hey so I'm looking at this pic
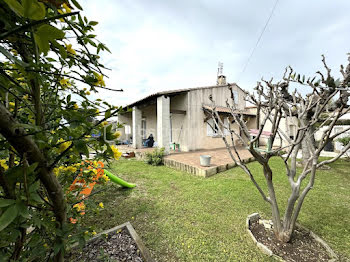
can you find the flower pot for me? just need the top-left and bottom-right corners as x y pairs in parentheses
(200, 155), (211, 167)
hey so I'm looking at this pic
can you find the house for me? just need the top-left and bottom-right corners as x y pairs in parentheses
(117, 75), (257, 152)
(315, 109), (350, 152)
(244, 106), (299, 148)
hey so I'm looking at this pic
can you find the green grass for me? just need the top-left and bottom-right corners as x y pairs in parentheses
(81, 157), (350, 261)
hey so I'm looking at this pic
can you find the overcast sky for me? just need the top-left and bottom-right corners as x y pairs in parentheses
(82, 0), (350, 107)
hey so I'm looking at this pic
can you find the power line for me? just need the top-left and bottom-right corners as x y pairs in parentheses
(238, 0), (280, 81)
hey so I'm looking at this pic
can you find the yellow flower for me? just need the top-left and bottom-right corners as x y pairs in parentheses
(73, 103), (79, 110)
(102, 121), (108, 126)
(73, 202), (85, 212)
(9, 102), (15, 107)
(60, 78), (70, 87)
(58, 4), (71, 22)
(98, 202), (104, 208)
(113, 131), (121, 139)
(53, 168), (59, 176)
(94, 72), (105, 87)
(58, 141), (72, 153)
(0, 160), (9, 171)
(11, 49), (18, 56)
(85, 135), (91, 138)
(84, 231), (89, 235)
(51, 130), (56, 134)
(62, 3), (72, 13)
(23, 94), (29, 100)
(14, 160), (19, 165)
(86, 91), (90, 95)
(66, 44), (76, 55)
(43, 243), (48, 248)
(92, 231), (97, 236)
(65, 166), (77, 173)
(102, 174), (110, 182)
(110, 145), (122, 160)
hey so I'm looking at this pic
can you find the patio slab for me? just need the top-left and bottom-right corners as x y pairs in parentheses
(164, 147), (254, 177)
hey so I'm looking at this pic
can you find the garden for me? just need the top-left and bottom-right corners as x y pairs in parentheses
(78, 157), (350, 261)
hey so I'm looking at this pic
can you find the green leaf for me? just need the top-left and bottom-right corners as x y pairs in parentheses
(53, 241), (63, 255)
(3, 0), (24, 17)
(0, 199), (15, 208)
(0, 205), (18, 231)
(75, 140), (89, 156)
(27, 162), (39, 176)
(71, 0), (83, 10)
(52, 40), (67, 59)
(89, 21), (98, 26)
(22, 0), (45, 20)
(16, 201), (30, 219)
(29, 192), (44, 204)
(34, 24), (65, 55)
(28, 181), (40, 193)
(105, 109), (111, 119)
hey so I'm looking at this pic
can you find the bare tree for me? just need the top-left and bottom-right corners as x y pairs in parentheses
(207, 55), (350, 242)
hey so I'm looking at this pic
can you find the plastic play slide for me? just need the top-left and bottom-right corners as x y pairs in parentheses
(68, 161), (135, 223)
(104, 169), (136, 188)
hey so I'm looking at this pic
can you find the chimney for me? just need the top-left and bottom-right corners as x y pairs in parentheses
(217, 75), (226, 85)
(216, 62), (226, 85)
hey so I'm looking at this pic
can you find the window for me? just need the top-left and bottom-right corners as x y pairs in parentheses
(141, 119), (146, 139)
(125, 125), (131, 135)
(207, 118), (219, 136)
(232, 91), (238, 104)
(289, 125), (296, 140)
(207, 117), (230, 136)
(224, 117), (230, 135)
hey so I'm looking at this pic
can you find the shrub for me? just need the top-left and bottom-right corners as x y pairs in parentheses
(337, 136), (350, 159)
(145, 148), (165, 166)
(337, 136), (350, 147)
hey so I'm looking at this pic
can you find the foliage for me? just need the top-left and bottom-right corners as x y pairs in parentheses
(0, 1), (123, 260)
(145, 148), (165, 166)
(337, 136), (350, 159)
(337, 136), (350, 147)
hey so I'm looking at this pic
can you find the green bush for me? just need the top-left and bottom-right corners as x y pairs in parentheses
(337, 136), (350, 147)
(145, 148), (165, 166)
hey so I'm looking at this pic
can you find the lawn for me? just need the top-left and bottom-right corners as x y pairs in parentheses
(81, 157), (350, 262)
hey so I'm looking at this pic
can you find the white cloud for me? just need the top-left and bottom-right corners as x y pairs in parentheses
(81, 0), (350, 106)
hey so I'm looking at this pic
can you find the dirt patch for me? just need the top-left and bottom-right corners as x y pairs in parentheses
(69, 227), (143, 262)
(250, 221), (331, 262)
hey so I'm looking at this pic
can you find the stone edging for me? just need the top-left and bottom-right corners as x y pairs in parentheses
(246, 213), (339, 262)
(72, 221), (154, 262)
(164, 156), (255, 177)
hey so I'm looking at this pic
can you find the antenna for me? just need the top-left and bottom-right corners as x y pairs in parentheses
(217, 62), (224, 85)
(217, 62), (223, 76)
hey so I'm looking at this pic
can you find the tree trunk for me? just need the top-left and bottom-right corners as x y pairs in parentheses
(0, 104), (66, 261)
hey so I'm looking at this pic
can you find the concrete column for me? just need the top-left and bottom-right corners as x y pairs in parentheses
(157, 95), (170, 152)
(132, 106), (142, 148)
